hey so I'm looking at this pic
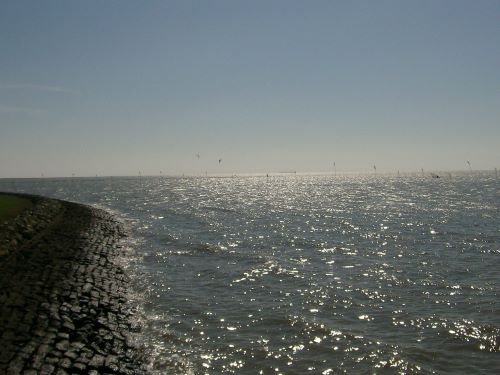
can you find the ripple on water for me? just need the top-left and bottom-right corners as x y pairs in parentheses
(3, 173), (499, 374)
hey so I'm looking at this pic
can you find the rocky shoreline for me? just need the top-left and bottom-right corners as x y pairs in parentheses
(0, 194), (148, 375)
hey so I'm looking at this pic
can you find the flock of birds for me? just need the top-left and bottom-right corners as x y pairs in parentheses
(191, 155), (478, 175)
(37, 157), (493, 179)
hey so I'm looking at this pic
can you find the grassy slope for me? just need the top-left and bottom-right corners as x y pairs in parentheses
(0, 194), (33, 221)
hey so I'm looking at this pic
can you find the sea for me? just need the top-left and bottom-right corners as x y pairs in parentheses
(1, 172), (499, 374)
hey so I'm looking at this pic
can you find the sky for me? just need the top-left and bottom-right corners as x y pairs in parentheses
(0, 0), (499, 177)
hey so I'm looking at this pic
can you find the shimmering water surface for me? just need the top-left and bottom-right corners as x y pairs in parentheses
(2, 174), (499, 374)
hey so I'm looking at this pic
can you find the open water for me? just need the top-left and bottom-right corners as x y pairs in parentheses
(1, 173), (499, 374)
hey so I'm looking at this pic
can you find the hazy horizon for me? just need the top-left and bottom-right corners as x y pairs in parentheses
(1, 169), (497, 180)
(1, 1), (499, 178)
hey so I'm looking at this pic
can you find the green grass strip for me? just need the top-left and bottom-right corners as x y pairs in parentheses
(0, 194), (33, 221)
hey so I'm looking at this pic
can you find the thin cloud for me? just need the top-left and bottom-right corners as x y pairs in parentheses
(0, 105), (45, 116)
(0, 105), (30, 114)
(0, 83), (80, 94)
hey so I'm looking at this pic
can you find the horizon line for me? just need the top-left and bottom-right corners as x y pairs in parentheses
(0, 168), (497, 180)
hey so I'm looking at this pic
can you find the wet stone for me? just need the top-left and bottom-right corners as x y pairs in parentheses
(55, 340), (69, 351)
(71, 362), (87, 372)
(45, 356), (60, 365)
(0, 349), (15, 364)
(89, 354), (106, 368)
(0, 197), (148, 375)
(57, 332), (69, 340)
(39, 363), (55, 375)
(20, 342), (37, 355)
(58, 357), (72, 369)
(61, 321), (75, 332)
(7, 358), (25, 375)
(63, 351), (78, 360)
(70, 341), (85, 350)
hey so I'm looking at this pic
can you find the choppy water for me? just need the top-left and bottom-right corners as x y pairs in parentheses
(2, 173), (499, 374)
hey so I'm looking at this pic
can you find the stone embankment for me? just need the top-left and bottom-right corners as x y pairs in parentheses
(0, 194), (148, 375)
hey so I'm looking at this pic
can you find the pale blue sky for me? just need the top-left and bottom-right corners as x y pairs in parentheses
(1, 0), (499, 177)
